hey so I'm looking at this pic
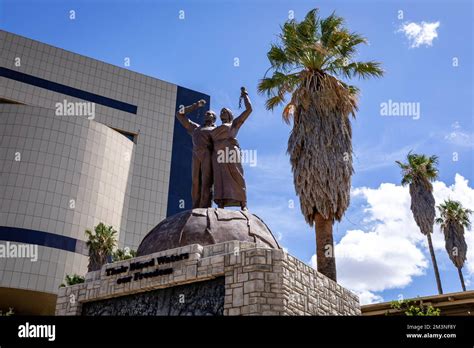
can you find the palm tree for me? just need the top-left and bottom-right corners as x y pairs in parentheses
(436, 199), (472, 291)
(112, 247), (137, 262)
(396, 153), (443, 294)
(59, 274), (85, 287)
(85, 223), (117, 272)
(258, 9), (383, 281)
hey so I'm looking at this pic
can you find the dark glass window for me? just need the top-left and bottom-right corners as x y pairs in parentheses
(123, 133), (135, 142)
(0, 226), (87, 255)
(110, 127), (136, 142)
(0, 67), (138, 114)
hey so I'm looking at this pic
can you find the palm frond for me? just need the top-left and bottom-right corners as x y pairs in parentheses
(339, 61), (384, 80)
(396, 152), (439, 187)
(267, 44), (292, 72)
(338, 32), (368, 57)
(282, 103), (296, 124)
(258, 72), (301, 117)
(320, 12), (345, 48)
(296, 8), (319, 44)
(264, 95), (285, 111)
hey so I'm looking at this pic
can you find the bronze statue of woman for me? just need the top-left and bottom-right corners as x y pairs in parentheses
(211, 87), (252, 210)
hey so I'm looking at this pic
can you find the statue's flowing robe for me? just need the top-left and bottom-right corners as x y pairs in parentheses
(211, 124), (246, 207)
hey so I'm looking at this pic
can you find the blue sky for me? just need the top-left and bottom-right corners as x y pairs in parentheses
(2, 0), (473, 304)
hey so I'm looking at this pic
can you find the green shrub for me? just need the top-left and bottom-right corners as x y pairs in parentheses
(390, 299), (441, 316)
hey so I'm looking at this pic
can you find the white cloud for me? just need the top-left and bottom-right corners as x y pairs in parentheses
(310, 174), (473, 304)
(251, 151), (473, 304)
(354, 290), (385, 305)
(398, 21), (440, 48)
(334, 230), (427, 305)
(466, 231), (474, 277)
(352, 183), (423, 243)
(444, 128), (474, 148)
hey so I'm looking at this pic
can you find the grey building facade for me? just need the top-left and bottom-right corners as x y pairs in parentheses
(0, 30), (208, 313)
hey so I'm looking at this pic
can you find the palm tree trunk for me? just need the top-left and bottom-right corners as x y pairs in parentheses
(426, 233), (443, 294)
(457, 267), (466, 291)
(315, 213), (337, 282)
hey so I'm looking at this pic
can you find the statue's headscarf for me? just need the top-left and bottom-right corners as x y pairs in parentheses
(220, 108), (234, 122)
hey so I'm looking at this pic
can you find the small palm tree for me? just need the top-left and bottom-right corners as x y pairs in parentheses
(436, 199), (472, 291)
(112, 247), (137, 262)
(59, 274), (85, 287)
(258, 8), (383, 281)
(85, 223), (117, 272)
(396, 153), (443, 294)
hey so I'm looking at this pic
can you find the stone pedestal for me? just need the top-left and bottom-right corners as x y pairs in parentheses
(55, 241), (360, 316)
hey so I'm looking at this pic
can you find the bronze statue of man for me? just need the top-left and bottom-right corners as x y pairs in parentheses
(175, 99), (217, 208)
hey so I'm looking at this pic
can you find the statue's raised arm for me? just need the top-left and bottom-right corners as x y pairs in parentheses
(231, 87), (252, 135)
(175, 99), (206, 134)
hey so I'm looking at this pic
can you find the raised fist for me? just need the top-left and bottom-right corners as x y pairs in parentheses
(197, 99), (206, 107)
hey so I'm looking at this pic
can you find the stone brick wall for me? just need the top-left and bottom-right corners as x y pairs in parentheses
(222, 248), (360, 316)
(55, 241), (360, 316)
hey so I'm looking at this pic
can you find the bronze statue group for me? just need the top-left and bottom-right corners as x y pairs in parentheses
(175, 88), (252, 211)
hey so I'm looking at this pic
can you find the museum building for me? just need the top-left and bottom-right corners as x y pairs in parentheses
(0, 30), (208, 314)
